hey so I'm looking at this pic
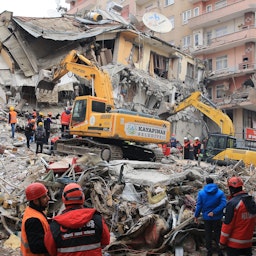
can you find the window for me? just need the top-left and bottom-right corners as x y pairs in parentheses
(92, 101), (106, 113)
(165, 0), (174, 6)
(186, 63), (194, 78)
(216, 55), (228, 70)
(215, 0), (227, 10)
(206, 5), (212, 12)
(194, 34), (199, 46)
(183, 35), (191, 48)
(151, 52), (169, 78)
(207, 59), (213, 71)
(215, 26), (227, 37)
(182, 10), (192, 24)
(169, 16), (174, 29)
(206, 31), (212, 45)
(194, 7), (199, 17)
(216, 84), (225, 98)
(72, 99), (87, 123)
(207, 87), (212, 99)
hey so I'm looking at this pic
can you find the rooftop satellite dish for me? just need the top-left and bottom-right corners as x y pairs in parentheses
(142, 12), (173, 33)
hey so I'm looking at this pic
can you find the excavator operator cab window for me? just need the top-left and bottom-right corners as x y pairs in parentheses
(92, 101), (106, 113)
(72, 99), (86, 123)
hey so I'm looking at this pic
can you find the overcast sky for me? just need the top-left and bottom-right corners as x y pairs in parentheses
(0, 0), (69, 17)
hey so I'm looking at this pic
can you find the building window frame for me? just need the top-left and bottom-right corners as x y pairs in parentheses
(182, 10), (192, 24)
(182, 35), (191, 48)
(216, 84), (225, 98)
(193, 7), (199, 17)
(206, 5), (212, 12)
(164, 0), (174, 7)
(216, 55), (228, 70)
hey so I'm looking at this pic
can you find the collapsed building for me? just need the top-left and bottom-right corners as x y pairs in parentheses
(0, 9), (209, 142)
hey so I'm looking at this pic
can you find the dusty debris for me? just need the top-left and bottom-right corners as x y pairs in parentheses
(0, 112), (255, 256)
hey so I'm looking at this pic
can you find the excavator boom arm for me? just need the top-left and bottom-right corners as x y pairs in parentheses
(174, 91), (235, 136)
(37, 50), (114, 108)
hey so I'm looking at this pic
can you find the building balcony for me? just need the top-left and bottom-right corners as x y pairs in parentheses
(189, 0), (256, 29)
(206, 62), (256, 81)
(193, 27), (256, 54)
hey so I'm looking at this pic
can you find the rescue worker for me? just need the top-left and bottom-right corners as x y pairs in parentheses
(8, 106), (17, 138)
(44, 112), (53, 144)
(183, 137), (190, 159)
(220, 176), (256, 256)
(35, 122), (46, 154)
(170, 134), (177, 148)
(36, 112), (44, 126)
(44, 183), (110, 256)
(60, 108), (71, 138)
(194, 177), (226, 256)
(193, 137), (201, 160)
(20, 182), (50, 256)
(25, 119), (36, 149)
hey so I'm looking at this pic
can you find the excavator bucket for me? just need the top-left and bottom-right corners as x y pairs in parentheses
(36, 69), (57, 91)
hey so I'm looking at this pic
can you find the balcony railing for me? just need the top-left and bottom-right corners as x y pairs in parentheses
(193, 27), (256, 54)
(189, 0), (255, 29)
(238, 62), (256, 70)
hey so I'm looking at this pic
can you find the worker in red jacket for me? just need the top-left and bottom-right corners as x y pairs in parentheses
(60, 108), (71, 137)
(44, 183), (110, 256)
(193, 137), (201, 160)
(220, 176), (256, 256)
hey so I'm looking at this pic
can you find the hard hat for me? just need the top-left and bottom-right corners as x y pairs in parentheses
(38, 122), (43, 126)
(62, 183), (85, 205)
(228, 176), (244, 188)
(184, 137), (188, 140)
(39, 112), (44, 116)
(25, 183), (48, 201)
(194, 137), (200, 141)
(171, 134), (175, 137)
(10, 106), (14, 111)
(30, 119), (35, 124)
(48, 112), (52, 116)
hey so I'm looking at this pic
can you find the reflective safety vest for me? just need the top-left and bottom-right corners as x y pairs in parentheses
(20, 207), (49, 256)
(9, 110), (17, 124)
(61, 112), (71, 126)
(51, 211), (103, 256)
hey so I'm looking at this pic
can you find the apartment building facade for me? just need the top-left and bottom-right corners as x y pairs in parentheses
(189, 0), (256, 143)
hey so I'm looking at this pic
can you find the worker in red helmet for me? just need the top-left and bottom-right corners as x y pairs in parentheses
(44, 183), (110, 256)
(21, 182), (50, 256)
(220, 176), (256, 256)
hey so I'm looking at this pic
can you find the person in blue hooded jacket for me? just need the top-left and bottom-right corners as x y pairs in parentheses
(194, 177), (226, 256)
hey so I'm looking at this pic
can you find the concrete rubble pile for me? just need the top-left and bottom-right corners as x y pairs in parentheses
(0, 113), (255, 256)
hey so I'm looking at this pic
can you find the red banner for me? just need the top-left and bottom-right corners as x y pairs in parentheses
(246, 127), (256, 141)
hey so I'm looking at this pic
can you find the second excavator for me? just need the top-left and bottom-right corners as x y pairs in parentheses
(167, 91), (256, 166)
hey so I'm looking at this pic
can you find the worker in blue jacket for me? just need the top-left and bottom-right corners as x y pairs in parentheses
(194, 177), (226, 256)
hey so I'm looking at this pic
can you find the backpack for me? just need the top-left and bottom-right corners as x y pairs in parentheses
(24, 123), (33, 136)
(36, 128), (45, 141)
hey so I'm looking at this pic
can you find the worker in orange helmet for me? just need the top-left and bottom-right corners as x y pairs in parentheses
(44, 183), (110, 256)
(8, 106), (17, 138)
(220, 176), (256, 256)
(20, 182), (50, 256)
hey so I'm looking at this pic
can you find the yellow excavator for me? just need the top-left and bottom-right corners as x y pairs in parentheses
(37, 50), (171, 161)
(170, 91), (256, 166)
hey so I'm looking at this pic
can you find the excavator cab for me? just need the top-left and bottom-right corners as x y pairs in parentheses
(204, 133), (237, 164)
